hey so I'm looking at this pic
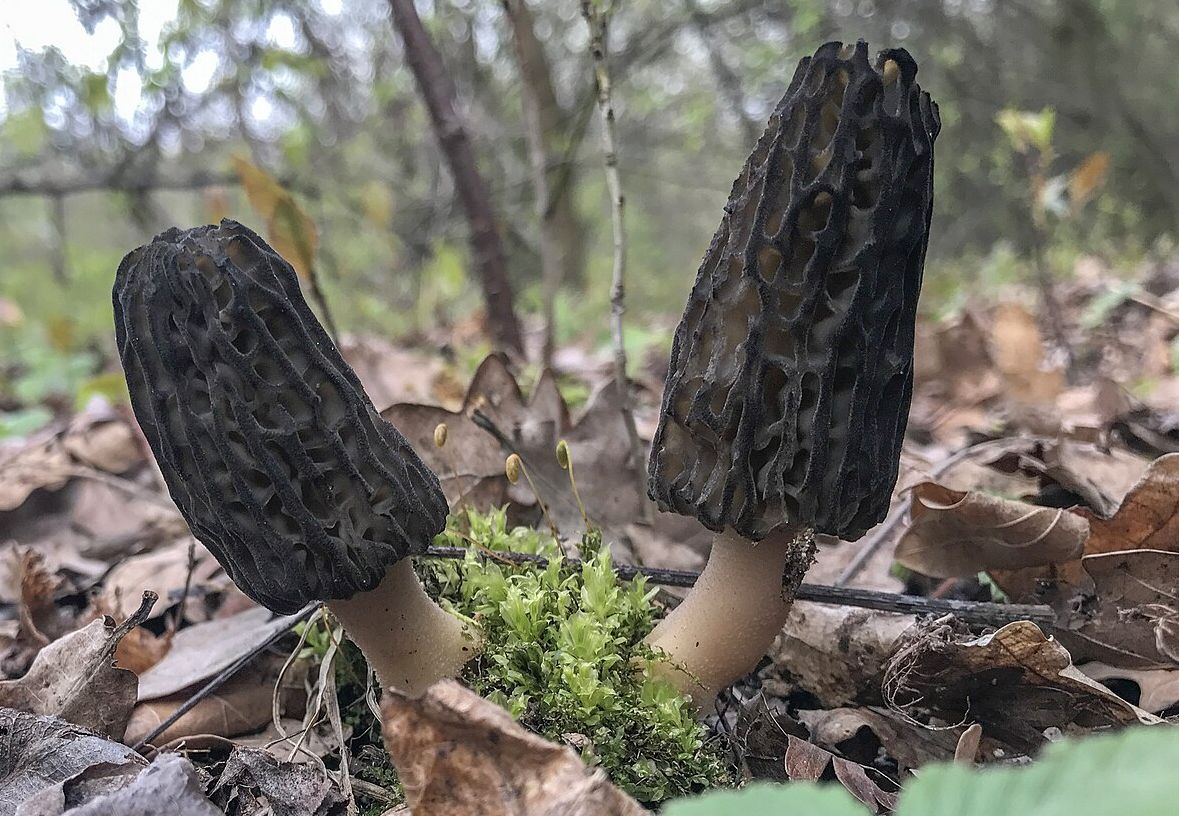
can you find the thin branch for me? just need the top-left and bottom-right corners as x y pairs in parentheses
(130, 604), (317, 751)
(422, 545), (1057, 629)
(581, 0), (650, 523)
(0, 171), (244, 198)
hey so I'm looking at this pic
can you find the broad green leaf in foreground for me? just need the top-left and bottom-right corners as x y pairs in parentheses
(664, 727), (1179, 816)
(663, 782), (865, 816)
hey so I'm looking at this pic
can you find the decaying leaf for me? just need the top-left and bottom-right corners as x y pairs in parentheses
(895, 482), (1089, 578)
(125, 659), (282, 747)
(990, 302), (1065, 408)
(1080, 662), (1179, 713)
(98, 538), (218, 622)
(882, 620), (1159, 754)
(208, 746), (348, 816)
(384, 355), (644, 543)
(381, 680), (647, 816)
(15, 752), (220, 816)
(783, 735), (898, 813)
(0, 598), (153, 740)
(0, 708), (145, 814)
(136, 606), (304, 701)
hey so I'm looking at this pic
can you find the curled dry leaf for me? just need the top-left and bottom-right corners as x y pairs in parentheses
(895, 482), (1089, 578)
(1080, 663), (1179, 713)
(882, 620), (1159, 754)
(991, 454), (1179, 667)
(0, 602), (152, 740)
(208, 746), (348, 816)
(381, 680), (647, 816)
(783, 735), (898, 813)
(384, 354), (644, 542)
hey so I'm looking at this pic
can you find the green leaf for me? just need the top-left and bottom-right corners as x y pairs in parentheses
(663, 782), (867, 816)
(663, 728), (1179, 816)
(901, 727), (1179, 816)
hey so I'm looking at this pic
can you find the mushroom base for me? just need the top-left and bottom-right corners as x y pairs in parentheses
(644, 526), (815, 710)
(328, 558), (479, 696)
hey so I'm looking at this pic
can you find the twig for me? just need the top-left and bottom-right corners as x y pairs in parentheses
(421, 546), (1056, 629)
(581, 0), (650, 524)
(0, 171), (246, 198)
(131, 603), (317, 752)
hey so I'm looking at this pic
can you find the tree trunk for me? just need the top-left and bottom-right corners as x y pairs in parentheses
(387, 0), (525, 357)
(501, 0), (587, 296)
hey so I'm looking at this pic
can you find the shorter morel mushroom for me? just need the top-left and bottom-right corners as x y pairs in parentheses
(646, 41), (939, 706)
(114, 219), (476, 695)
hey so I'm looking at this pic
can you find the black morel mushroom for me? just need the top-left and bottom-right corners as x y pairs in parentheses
(114, 219), (477, 695)
(645, 41), (939, 705)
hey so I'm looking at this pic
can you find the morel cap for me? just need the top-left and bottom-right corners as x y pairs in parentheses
(114, 219), (448, 613)
(648, 41), (939, 542)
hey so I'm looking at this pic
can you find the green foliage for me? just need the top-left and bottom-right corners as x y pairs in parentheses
(665, 727), (1179, 816)
(427, 508), (733, 803)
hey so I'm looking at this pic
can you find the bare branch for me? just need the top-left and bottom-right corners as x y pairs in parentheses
(580, 0), (650, 522)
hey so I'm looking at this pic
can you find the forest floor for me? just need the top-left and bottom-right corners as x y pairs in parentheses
(3, 254), (1179, 814)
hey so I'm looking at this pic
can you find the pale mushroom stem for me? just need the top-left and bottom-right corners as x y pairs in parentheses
(328, 558), (479, 696)
(644, 525), (815, 710)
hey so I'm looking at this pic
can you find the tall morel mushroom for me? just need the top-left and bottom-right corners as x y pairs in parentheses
(114, 219), (476, 695)
(646, 41), (939, 705)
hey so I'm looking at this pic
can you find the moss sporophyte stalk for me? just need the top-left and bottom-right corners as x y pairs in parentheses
(423, 508), (733, 802)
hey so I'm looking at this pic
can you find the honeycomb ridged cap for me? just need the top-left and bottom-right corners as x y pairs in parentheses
(113, 219), (448, 613)
(648, 41), (939, 542)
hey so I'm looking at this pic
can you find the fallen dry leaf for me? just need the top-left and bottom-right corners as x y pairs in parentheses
(0, 597), (153, 740)
(208, 746), (347, 816)
(98, 538), (218, 622)
(796, 706), (980, 772)
(15, 752), (220, 816)
(895, 482), (1089, 578)
(0, 708), (145, 814)
(136, 606), (302, 701)
(1079, 453), (1179, 555)
(882, 620), (1160, 754)
(990, 302), (1066, 407)
(1060, 549), (1179, 669)
(385, 355), (644, 547)
(783, 735), (898, 812)
(381, 680), (647, 816)
(1080, 662), (1179, 713)
(338, 335), (454, 411)
(126, 658), (282, 746)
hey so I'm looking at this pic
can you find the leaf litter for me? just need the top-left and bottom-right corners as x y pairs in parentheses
(4, 282), (1179, 812)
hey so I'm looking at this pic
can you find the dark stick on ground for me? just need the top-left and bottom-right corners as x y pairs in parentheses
(130, 603), (318, 752)
(423, 545), (1057, 630)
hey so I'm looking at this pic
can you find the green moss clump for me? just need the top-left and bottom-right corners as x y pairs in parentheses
(426, 508), (733, 803)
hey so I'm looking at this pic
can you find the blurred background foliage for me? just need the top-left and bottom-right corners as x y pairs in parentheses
(1, 0), (1177, 433)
